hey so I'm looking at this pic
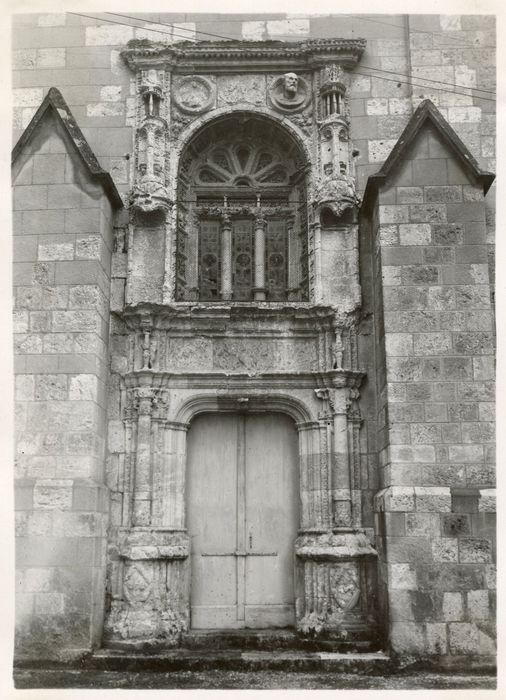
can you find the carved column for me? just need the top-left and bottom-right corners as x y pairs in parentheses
(221, 212), (233, 300)
(253, 215), (267, 301)
(295, 372), (377, 640)
(312, 220), (323, 303)
(133, 386), (156, 526)
(332, 391), (353, 529)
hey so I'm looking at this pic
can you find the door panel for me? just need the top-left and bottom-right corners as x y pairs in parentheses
(244, 414), (298, 627)
(187, 412), (299, 629)
(187, 414), (239, 628)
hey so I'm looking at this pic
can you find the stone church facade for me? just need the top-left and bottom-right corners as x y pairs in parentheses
(13, 13), (496, 668)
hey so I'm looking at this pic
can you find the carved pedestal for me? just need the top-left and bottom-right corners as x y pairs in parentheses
(106, 528), (189, 644)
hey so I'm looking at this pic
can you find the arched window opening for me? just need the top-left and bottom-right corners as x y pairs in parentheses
(176, 116), (309, 302)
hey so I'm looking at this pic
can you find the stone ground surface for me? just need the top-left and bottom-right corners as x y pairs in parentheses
(14, 669), (496, 689)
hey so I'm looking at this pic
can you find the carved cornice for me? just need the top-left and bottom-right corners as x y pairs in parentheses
(122, 38), (366, 72)
(119, 302), (339, 328)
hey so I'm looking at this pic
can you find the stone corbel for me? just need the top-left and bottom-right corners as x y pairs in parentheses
(313, 172), (358, 219)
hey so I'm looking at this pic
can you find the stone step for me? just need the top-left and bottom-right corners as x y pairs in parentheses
(180, 628), (381, 652)
(89, 648), (392, 673)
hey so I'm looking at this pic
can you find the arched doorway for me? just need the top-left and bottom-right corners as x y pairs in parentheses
(186, 411), (300, 629)
(175, 113), (309, 302)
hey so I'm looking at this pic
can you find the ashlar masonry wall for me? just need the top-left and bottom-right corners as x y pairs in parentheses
(368, 116), (495, 664)
(13, 105), (119, 656)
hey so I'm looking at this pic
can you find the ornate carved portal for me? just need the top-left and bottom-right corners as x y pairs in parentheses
(106, 37), (378, 647)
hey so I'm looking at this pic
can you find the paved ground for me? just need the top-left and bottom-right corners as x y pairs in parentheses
(14, 669), (497, 689)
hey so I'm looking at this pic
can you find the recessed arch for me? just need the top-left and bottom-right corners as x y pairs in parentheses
(174, 109), (311, 302)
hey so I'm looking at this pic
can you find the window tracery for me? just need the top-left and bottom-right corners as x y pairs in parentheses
(175, 121), (309, 302)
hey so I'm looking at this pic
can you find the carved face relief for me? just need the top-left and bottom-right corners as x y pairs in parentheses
(283, 72), (299, 97)
(268, 74), (311, 114)
(173, 76), (215, 115)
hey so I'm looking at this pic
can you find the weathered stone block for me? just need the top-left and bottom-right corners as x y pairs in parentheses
(366, 98), (388, 115)
(415, 487), (451, 512)
(426, 622), (448, 655)
(15, 375), (35, 401)
(409, 204), (447, 223)
(34, 591), (65, 615)
(390, 621), (426, 654)
(405, 512), (440, 537)
(378, 204), (409, 223)
(75, 235), (102, 260)
(414, 332), (452, 356)
(25, 567), (52, 593)
(86, 24), (134, 46)
(453, 332), (494, 356)
(478, 489), (496, 512)
(432, 538), (458, 562)
(52, 310), (99, 333)
(397, 187), (424, 204)
(379, 225), (399, 246)
(68, 374), (98, 401)
(390, 563), (417, 590)
(467, 590), (489, 621)
(459, 538), (492, 563)
(448, 445), (484, 462)
(399, 223), (431, 245)
(425, 186), (462, 203)
(401, 266), (439, 285)
(385, 333), (413, 356)
(443, 591), (464, 621)
(33, 480), (73, 510)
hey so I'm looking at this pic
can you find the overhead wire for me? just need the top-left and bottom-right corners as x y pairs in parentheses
(106, 12), (496, 48)
(68, 11), (495, 100)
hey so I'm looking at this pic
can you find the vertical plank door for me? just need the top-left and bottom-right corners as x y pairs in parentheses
(187, 413), (299, 629)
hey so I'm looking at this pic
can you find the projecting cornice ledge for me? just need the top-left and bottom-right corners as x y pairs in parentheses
(121, 37), (367, 71)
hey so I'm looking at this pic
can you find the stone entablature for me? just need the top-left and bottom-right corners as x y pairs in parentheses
(115, 303), (361, 375)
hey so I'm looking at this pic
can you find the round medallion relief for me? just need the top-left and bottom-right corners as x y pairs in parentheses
(268, 73), (311, 114)
(173, 76), (215, 115)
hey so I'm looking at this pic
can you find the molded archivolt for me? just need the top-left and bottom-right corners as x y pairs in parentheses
(174, 392), (314, 426)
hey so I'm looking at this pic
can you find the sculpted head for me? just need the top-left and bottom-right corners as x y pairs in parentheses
(283, 72), (299, 97)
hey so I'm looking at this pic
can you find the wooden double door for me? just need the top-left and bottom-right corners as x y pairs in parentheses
(187, 412), (299, 629)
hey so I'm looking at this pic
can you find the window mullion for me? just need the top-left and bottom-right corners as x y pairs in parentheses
(221, 212), (233, 301)
(253, 214), (267, 301)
